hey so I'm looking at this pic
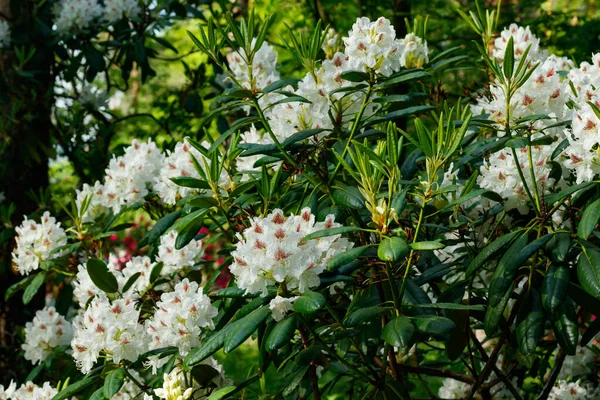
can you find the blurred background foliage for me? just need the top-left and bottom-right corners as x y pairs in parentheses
(1, 0), (600, 396)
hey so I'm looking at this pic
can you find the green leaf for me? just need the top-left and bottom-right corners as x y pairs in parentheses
(484, 284), (513, 336)
(578, 198), (600, 240)
(404, 302), (484, 311)
(383, 105), (436, 121)
(175, 209), (208, 250)
(327, 246), (369, 271)
(409, 241), (445, 251)
(282, 128), (326, 146)
(138, 210), (182, 248)
(382, 316), (414, 347)
(378, 237), (410, 262)
(169, 176), (210, 189)
(266, 315), (297, 350)
(551, 298), (578, 356)
(87, 259), (119, 293)
(577, 245), (600, 299)
(547, 232), (571, 263)
(503, 36), (515, 78)
(344, 306), (385, 327)
(516, 289), (545, 356)
(332, 186), (365, 209)
(262, 78), (300, 93)
(150, 262), (164, 283)
(122, 272), (141, 293)
(340, 70), (370, 82)
(206, 386), (237, 400)
(52, 376), (100, 400)
(384, 70), (431, 87)
(23, 272), (46, 305)
(184, 330), (227, 367)
(542, 264), (569, 313)
(103, 368), (126, 398)
(5, 274), (36, 301)
(293, 291), (325, 314)
(89, 388), (105, 400)
(224, 307), (270, 353)
(466, 231), (522, 278)
(411, 316), (456, 340)
(581, 316), (600, 347)
(303, 226), (360, 240)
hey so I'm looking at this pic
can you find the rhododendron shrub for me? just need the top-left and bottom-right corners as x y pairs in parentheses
(6, 5), (600, 400)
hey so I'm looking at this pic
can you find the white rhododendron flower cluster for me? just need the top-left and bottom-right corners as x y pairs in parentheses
(104, 0), (142, 23)
(0, 381), (58, 400)
(22, 307), (73, 365)
(233, 16), (427, 160)
(145, 279), (217, 369)
(548, 380), (600, 400)
(53, 0), (141, 33)
(0, 20), (10, 48)
(53, 0), (104, 33)
(71, 294), (147, 373)
(157, 230), (204, 275)
(11, 211), (67, 275)
(230, 208), (353, 295)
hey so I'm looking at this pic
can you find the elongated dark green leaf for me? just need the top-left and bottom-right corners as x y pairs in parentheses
(516, 289), (545, 356)
(465, 231), (521, 278)
(411, 316), (456, 340)
(282, 366), (309, 396)
(206, 386), (237, 400)
(578, 198), (600, 240)
(293, 291), (325, 314)
(89, 388), (105, 400)
(266, 315), (297, 350)
(282, 128), (326, 146)
(175, 209), (208, 250)
(382, 316), (414, 347)
(224, 307), (270, 353)
(5, 274), (36, 301)
(52, 376), (100, 400)
(138, 210), (182, 248)
(404, 302), (484, 311)
(384, 70), (431, 86)
(344, 306), (385, 326)
(542, 264), (569, 313)
(262, 78), (300, 93)
(169, 176), (210, 189)
(503, 37), (515, 78)
(332, 186), (365, 209)
(23, 272), (46, 305)
(211, 287), (248, 298)
(383, 105), (436, 121)
(378, 237), (410, 262)
(122, 272), (141, 293)
(184, 330), (227, 367)
(87, 259), (119, 293)
(327, 246), (369, 271)
(545, 182), (593, 205)
(484, 284), (513, 336)
(340, 70), (370, 82)
(103, 368), (126, 398)
(303, 226), (360, 240)
(577, 246), (600, 299)
(547, 232), (571, 263)
(551, 298), (578, 356)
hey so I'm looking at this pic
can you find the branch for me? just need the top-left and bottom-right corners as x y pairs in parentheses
(536, 349), (566, 400)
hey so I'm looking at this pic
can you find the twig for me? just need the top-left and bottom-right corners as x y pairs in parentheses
(536, 349), (566, 400)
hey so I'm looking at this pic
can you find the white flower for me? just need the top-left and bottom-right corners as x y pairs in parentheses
(22, 307), (73, 365)
(322, 28), (340, 59)
(269, 296), (298, 321)
(145, 279), (217, 362)
(0, 20), (10, 48)
(11, 211), (67, 275)
(437, 378), (470, 399)
(53, 0), (104, 34)
(0, 381), (58, 400)
(230, 208), (353, 295)
(559, 345), (596, 379)
(71, 294), (147, 373)
(343, 17), (399, 72)
(398, 33), (428, 69)
(548, 380), (591, 400)
(104, 0), (141, 23)
(157, 230), (204, 276)
(102, 138), (164, 213)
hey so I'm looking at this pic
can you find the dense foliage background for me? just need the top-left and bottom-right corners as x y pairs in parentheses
(3, 0), (600, 399)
